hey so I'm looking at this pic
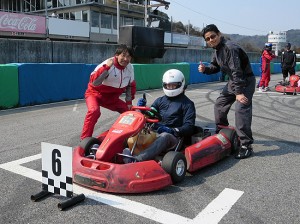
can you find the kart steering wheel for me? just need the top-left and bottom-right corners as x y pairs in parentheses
(131, 106), (162, 123)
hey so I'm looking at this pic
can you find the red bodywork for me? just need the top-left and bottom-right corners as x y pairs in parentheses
(275, 75), (300, 94)
(73, 109), (234, 193)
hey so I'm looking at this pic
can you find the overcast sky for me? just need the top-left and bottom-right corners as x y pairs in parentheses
(160, 0), (300, 36)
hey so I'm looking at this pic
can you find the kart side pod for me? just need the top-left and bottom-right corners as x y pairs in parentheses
(185, 133), (232, 172)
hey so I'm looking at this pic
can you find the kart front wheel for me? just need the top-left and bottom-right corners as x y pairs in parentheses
(219, 128), (239, 154)
(79, 137), (101, 157)
(162, 151), (187, 183)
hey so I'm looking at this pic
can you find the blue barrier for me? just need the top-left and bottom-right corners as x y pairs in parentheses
(18, 63), (95, 106)
(251, 63), (261, 76)
(189, 62), (221, 84)
(272, 63), (282, 74)
(3, 62), (288, 109)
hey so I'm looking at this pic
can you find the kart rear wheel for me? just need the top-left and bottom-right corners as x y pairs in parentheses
(79, 137), (101, 157)
(219, 128), (239, 154)
(162, 151), (187, 183)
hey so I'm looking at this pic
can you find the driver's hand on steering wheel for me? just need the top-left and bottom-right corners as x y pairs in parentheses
(137, 98), (147, 106)
(157, 125), (179, 137)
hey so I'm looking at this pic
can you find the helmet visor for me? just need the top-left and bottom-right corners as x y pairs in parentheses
(163, 82), (182, 90)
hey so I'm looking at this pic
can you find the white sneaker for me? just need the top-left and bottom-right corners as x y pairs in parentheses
(258, 87), (265, 92)
(265, 87), (270, 91)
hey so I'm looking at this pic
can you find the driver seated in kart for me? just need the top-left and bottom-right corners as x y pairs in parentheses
(123, 69), (196, 163)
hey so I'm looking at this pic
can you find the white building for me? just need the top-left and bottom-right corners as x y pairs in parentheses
(268, 31), (287, 55)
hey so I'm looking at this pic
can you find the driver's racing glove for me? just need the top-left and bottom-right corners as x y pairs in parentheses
(137, 98), (147, 106)
(157, 125), (179, 137)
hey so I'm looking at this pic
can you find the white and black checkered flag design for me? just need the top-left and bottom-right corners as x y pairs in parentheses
(41, 142), (73, 198)
(42, 170), (73, 197)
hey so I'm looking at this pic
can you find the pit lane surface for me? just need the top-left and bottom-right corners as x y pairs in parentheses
(1, 74), (299, 224)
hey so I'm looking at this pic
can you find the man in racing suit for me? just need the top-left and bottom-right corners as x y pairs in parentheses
(80, 45), (136, 140)
(123, 69), (196, 162)
(281, 43), (296, 83)
(258, 43), (276, 92)
(198, 24), (256, 159)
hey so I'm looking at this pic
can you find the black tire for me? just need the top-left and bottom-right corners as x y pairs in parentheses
(162, 151), (187, 183)
(219, 128), (239, 154)
(79, 137), (100, 157)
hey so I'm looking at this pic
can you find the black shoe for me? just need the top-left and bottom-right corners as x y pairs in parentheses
(235, 145), (253, 159)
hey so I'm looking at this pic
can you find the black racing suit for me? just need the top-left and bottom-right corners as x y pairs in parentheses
(203, 37), (256, 146)
(281, 50), (296, 81)
(135, 93), (196, 161)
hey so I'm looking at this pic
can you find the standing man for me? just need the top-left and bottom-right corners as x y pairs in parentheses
(281, 43), (296, 83)
(80, 44), (136, 140)
(258, 43), (276, 92)
(198, 24), (256, 159)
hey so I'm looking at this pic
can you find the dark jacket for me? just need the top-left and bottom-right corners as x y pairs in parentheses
(203, 37), (254, 95)
(281, 50), (296, 68)
(152, 93), (196, 137)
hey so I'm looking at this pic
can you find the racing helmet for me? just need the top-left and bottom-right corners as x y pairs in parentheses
(265, 43), (272, 51)
(286, 42), (291, 49)
(162, 69), (185, 97)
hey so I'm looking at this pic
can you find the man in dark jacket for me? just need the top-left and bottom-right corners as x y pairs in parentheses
(281, 43), (296, 83)
(198, 24), (256, 159)
(123, 69), (196, 162)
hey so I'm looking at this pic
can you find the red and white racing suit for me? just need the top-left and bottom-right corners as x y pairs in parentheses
(80, 57), (136, 140)
(259, 49), (276, 88)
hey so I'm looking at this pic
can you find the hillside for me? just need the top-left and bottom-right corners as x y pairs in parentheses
(168, 21), (300, 53)
(225, 29), (300, 53)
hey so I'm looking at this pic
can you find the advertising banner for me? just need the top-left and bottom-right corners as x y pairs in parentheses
(0, 12), (46, 34)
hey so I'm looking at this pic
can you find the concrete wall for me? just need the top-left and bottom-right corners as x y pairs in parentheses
(0, 38), (263, 64)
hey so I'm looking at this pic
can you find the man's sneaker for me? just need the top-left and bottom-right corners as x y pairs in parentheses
(235, 145), (253, 159)
(122, 148), (135, 164)
(265, 87), (270, 91)
(258, 87), (265, 92)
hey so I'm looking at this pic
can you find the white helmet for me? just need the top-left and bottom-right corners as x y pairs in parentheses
(162, 69), (185, 97)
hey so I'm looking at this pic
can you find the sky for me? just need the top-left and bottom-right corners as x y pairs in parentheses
(160, 0), (300, 36)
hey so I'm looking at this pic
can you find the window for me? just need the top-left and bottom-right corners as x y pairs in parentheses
(113, 15), (117, 30)
(82, 10), (89, 22)
(64, 12), (70, 19)
(101, 14), (112, 29)
(91, 11), (100, 27)
(133, 18), (143, 26)
(70, 11), (75, 20)
(75, 11), (81, 20)
(124, 17), (133, 26)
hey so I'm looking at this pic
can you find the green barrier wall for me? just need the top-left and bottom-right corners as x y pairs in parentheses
(296, 62), (300, 71)
(0, 64), (19, 109)
(133, 63), (190, 91)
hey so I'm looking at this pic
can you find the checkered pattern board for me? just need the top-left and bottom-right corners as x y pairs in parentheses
(41, 142), (73, 198)
(42, 170), (73, 198)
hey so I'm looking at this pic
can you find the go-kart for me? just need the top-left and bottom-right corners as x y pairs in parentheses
(73, 106), (239, 194)
(275, 74), (300, 95)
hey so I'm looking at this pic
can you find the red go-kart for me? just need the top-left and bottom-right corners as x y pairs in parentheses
(73, 106), (239, 194)
(275, 74), (300, 95)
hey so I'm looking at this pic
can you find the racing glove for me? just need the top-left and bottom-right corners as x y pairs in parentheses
(137, 98), (147, 106)
(157, 125), (179, 137)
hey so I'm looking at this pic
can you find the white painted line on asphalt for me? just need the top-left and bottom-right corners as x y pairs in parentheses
(73, 102), (78, 112)
(0, 154), (243, 224)
(192, 188), (244, 224)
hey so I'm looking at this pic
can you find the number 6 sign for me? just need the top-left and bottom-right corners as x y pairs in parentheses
(41, 142), (73, 198)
